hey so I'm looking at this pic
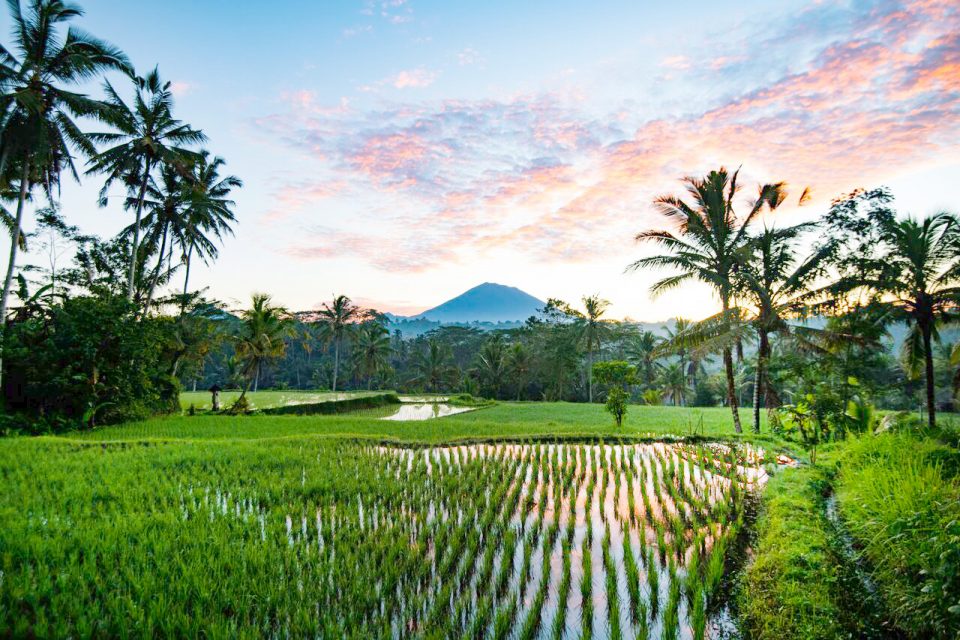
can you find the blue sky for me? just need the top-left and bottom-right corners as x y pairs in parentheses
(4, 0), (959, 319)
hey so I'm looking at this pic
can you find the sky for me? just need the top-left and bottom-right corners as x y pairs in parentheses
(3, 0), (959, 320)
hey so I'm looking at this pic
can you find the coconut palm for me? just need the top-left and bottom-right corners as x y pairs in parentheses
(128, 163), (186, 312)
(626, 329), (661, 389)
(736, 224), (831, 431)
(233, 294), (292, 405)
(662, 318), (692, 404)
(86, 68), (205, 301)
(317, 295), (361, 392)
(0, 0), (129, 361)
(178, 151), (240, 310)
(411, 339), (457, 393)
(507, 342), (532, 400)
(579, 294), (611, 402)
(629, 167), (791, 433)
(867, 212), (960, 428)
(354, 320), (392, 390)
(474, 334), (507, 398)
(659, 362), (687, 406)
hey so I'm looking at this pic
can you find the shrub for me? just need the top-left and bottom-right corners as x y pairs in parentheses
(2, 292), (180, 432)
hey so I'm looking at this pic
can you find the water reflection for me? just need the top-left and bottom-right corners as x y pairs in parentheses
(381, 403), (475, 421)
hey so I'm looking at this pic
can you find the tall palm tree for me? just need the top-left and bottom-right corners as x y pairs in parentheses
(411, 339), (457, 393)
(507, 342), (531, 400)
(0, 0), (129, 363)
(178, 151), (240, 309)
(868, 212), (960, 428)
(86, 68), (205, 301)
(629, 167), (790, 433)
(659, 362), (687, 406)
(737, 224), (830, 431)
(579, 294), (611, 402)
(129, 163), (186, 312)
(474, 334), (507, 399)
(234, 294), (292, 404)
(626, 329), (661, 389)
(663, 317), (692, 404)
(317, 295), (361, 392)
(354, 321), (392, 390)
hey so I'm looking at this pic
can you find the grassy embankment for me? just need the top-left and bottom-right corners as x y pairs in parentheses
(741, 427), (960, 639)
(64, 401), (781, 447)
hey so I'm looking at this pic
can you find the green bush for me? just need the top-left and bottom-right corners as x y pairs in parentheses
(2, 292), (180, 432)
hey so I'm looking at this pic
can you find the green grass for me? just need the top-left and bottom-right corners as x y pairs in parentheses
(178, 389), (384, 411)
(60, 402), (781, 447)
(833, 432), (960, 639)
(738, 465), (846, 639)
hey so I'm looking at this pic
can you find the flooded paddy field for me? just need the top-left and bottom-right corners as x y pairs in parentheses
(0, 435), (766, 637)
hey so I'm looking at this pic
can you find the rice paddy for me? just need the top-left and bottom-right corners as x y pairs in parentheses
(0, 435), (764, 638)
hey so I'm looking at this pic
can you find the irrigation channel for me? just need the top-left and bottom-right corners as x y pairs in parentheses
(187, 441), (767, 638)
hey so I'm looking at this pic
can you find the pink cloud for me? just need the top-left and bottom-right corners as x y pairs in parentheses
(391, 68), (438, 89)
(256, 0), (960, 275)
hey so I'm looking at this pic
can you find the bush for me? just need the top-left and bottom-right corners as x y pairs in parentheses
(2, 292), (180, 432)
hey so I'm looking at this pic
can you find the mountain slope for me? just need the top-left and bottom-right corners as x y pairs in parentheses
(416, 283), (545, 323)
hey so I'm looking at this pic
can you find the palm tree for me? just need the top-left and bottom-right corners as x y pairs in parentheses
(737, 224), (830, 431)
(663, 317), (692, 404)
(629, 167), (790, 433)
(507, 342), (532, 400)
(579, 294), (611, 402)
(86, 68), (205, 301)
(130, 163), (186, 312)
(178, 151), (240, 310)
(867, 212), (960, 428)
(474, 334), (507, 398)
(626, 329), (661, 389)
(0, 0), (129, 368)
(317, 295), (361, 392)
(233, 294), (292, 404)
(354, 321), (392, 390)
(412, 339), (457, 393)
(659, 362), (687, 406)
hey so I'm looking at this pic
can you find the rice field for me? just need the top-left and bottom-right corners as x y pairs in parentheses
(0, 435), (764, 638)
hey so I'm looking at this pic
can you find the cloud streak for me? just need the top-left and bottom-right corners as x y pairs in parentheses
(256, 0), (960, 275)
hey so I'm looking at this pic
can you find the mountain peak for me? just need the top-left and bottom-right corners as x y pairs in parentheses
(416, 283), (545, 323)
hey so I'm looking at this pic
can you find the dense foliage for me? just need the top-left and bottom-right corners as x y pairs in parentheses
(1, 286), (179, 431)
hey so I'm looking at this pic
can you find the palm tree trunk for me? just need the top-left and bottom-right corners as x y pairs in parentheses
(922, 323), (936, 428)
(142, 221), (170, 316)
(332, 338), (340, 392)
(0, 160), (31, 394)
(587, 348), (594, 403)
(752, 330), (768, 433)
(679, 352), (686, 406)
(127, 161), (152, 302)
(254, 362), (260, 393)
(180, 242), (194, 314)
(722, 298), (743, 433)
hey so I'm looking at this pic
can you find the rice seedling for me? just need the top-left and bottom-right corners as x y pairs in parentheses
(0, 439), (761, 638)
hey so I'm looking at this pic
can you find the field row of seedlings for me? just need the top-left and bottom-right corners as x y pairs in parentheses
(0, 438), (762, 638)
